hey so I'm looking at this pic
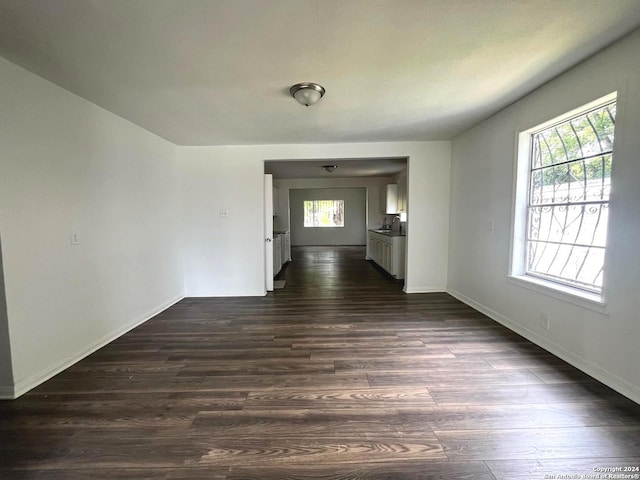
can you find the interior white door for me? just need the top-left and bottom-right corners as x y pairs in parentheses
(264, 173), (274, 292)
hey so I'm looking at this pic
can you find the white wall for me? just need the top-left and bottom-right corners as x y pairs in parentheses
(274, 176), (394, 233)
(179, 142), (451, 296)
(0, 58), (184, 397)
(179, 146), (266, 297)
(0, 235), (13, 396)
(289, 188), (367, 246)
(405, 144), (451, 293)
(448, 29), (640, 403)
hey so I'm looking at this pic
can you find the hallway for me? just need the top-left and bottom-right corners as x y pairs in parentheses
(275, 245), (404, 295)
(1, 247), (639, 479)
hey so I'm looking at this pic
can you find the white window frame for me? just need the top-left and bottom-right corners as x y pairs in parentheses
(508, 92), (617, 311)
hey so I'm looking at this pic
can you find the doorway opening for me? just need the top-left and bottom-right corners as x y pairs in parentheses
(264, 157), (408, 294)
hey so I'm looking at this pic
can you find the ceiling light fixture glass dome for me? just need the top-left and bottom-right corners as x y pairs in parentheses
(290, 82), (326, 106)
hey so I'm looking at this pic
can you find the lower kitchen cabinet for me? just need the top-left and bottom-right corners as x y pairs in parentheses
(368, 231), (406, 279)
(282, 232), (291, 263)
(273, 232), (290, 276)
(273, 234), (282, 276)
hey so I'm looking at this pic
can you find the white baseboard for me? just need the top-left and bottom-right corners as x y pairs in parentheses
(0, 385), (14, 399)
(447, 287), (640, 406)
(403, 286), (446, 294)
(186, 291), (266, 297)
(9, 294), (185, 400)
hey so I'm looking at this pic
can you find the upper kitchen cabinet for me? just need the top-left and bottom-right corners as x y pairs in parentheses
(272, 186), (279, 216)
(397, 170), (407, 213)
(382, 184), (398, 214)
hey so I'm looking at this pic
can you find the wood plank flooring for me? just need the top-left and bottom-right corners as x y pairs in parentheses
(1, 246), (639, 479)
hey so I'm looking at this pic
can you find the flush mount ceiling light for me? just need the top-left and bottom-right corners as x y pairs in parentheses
(323, 165), (337, 173)
(290, 82), (326, 106)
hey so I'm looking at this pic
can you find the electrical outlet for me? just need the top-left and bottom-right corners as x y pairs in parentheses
(220, 209), (229, 217)
(71, 233), (80, 245)
(540, 313), (550, 330)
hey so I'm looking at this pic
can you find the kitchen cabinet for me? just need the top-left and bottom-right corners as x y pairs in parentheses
(273, 231), (290, 276)
(368, 231), (406, 279)
(382, 184), (398, 214)
(397, 171), (407, 213)
(273, 234), (282, 276)
(282, 231), (291, 263)
(272, 186), (279, 216)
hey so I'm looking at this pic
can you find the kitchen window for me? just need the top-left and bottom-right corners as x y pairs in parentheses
(510, 93), (616, 302)
(304, 200), (344, 227)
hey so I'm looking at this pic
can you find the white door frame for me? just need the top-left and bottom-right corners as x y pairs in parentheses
(264, 174), (274, 292)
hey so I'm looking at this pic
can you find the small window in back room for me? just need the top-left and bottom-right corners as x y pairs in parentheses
(304, 200), (344, 227)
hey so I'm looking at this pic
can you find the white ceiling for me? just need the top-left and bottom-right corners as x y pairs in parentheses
(1, 0), (640, 147)
(265, 157), (407, 179)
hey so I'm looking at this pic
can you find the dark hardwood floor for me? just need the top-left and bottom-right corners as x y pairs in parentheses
(1, 246), (639, 479)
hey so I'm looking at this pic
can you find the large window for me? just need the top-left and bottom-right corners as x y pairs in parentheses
(303, 200), (344, 227)
(514, 94), (616, 298)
